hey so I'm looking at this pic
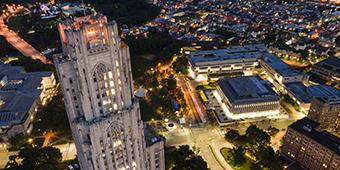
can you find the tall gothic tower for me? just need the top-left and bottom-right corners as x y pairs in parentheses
(54, 15), (147, 170)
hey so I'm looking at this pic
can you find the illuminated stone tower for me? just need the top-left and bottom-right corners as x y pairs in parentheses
(54, 15), (147, 170)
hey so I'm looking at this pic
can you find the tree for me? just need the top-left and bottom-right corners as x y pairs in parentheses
(224, 130), (241, 144)
(250, 163), (263, 170)
(254, 146), (283, 170)
(0, 36), (19, 57)
(229, 147), (246, 166)
(5, 155), (19, 170)
(9, 55), (52, 72)
(167, 77), (177, 91)
(171, 145), (209, 170)
(5, 144), (62, 170)
(172, 56), (189, 74)
(8, 133), (27, 151)
(245, 125), (270, 148)
(267, 126), (279, 136)
(32, 93), (71, 139)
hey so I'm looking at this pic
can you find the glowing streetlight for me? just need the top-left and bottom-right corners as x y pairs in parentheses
(27, 138), (33, 144)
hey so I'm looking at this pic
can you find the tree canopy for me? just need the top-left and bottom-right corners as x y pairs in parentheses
(167, 145), (209, 170)
(224, 125), (284, 169)
(5, 144), (62, 170)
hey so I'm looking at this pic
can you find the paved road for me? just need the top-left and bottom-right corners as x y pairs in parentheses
(176, 75), (207, 123)
(0, 8), (51, 64)
(164, 124), (233, 170)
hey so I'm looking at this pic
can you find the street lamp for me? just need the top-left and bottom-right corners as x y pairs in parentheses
(27, 138), (33, 144)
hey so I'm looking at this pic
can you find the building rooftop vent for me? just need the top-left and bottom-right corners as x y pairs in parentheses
(303, 124), (312, 132)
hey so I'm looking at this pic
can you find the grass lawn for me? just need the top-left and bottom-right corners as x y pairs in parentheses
(220, 148), (253, 170)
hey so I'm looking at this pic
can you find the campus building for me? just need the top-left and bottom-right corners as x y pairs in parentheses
(311, 57), (340, 87)
(187, 44), (266, 81)
(308, 96), (340, 136)
(214, 76), (280, 120)
(260, 53), (308, 89)
(54, 14), (164, 170)
(282, 117), (340, 170)
(0, 63), (56, 143)
(284, 83), (340, 112)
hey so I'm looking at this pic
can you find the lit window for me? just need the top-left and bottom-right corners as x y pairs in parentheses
(109, 81), (114, 87)
(103, 99), (111, 105)
(108, 71), (113, 79)
(111, 89), (115, 95)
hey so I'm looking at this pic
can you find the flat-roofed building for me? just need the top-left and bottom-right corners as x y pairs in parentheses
(285, 83), (340, 112)
(282, 117), (340, 170)
(214, 76), (280, 120)
(312, 57), (340, 87)
(0, 63), (56, 142)
(187, 44), (267, 81)
(260, 54), (308, 89)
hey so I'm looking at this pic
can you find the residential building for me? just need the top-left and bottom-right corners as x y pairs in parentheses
(311, 57), (340, 86)
(308, 96), (340, 136)
(54, 14), (164, 170)
(214, 76), (280, 120)
(187, 44), (266, 81)
(282, 117), (340, 170)
(0, 63), (56, 142)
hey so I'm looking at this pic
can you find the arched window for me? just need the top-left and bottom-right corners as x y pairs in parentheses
(106, 122), (129, 167)
(94, 63), (108, 81)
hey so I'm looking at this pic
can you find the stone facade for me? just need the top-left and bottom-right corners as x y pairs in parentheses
(54, 15), (164, 170)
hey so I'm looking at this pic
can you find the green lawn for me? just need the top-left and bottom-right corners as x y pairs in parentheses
(220, 148), (253, 170)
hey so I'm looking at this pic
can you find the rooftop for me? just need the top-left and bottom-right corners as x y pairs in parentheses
(188, 44), (266, 66)
(0, 64), (52, 127)
(285, 82), (340, 103)
(217, 76), (279, 103)
(0, 91), (36, 126)
(144, 124), (163, 147)
(261, 53), (305, 77)
(289, 117), (340, 156)
(314, 57), (340, 74)
(60, 14), (110, 31)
